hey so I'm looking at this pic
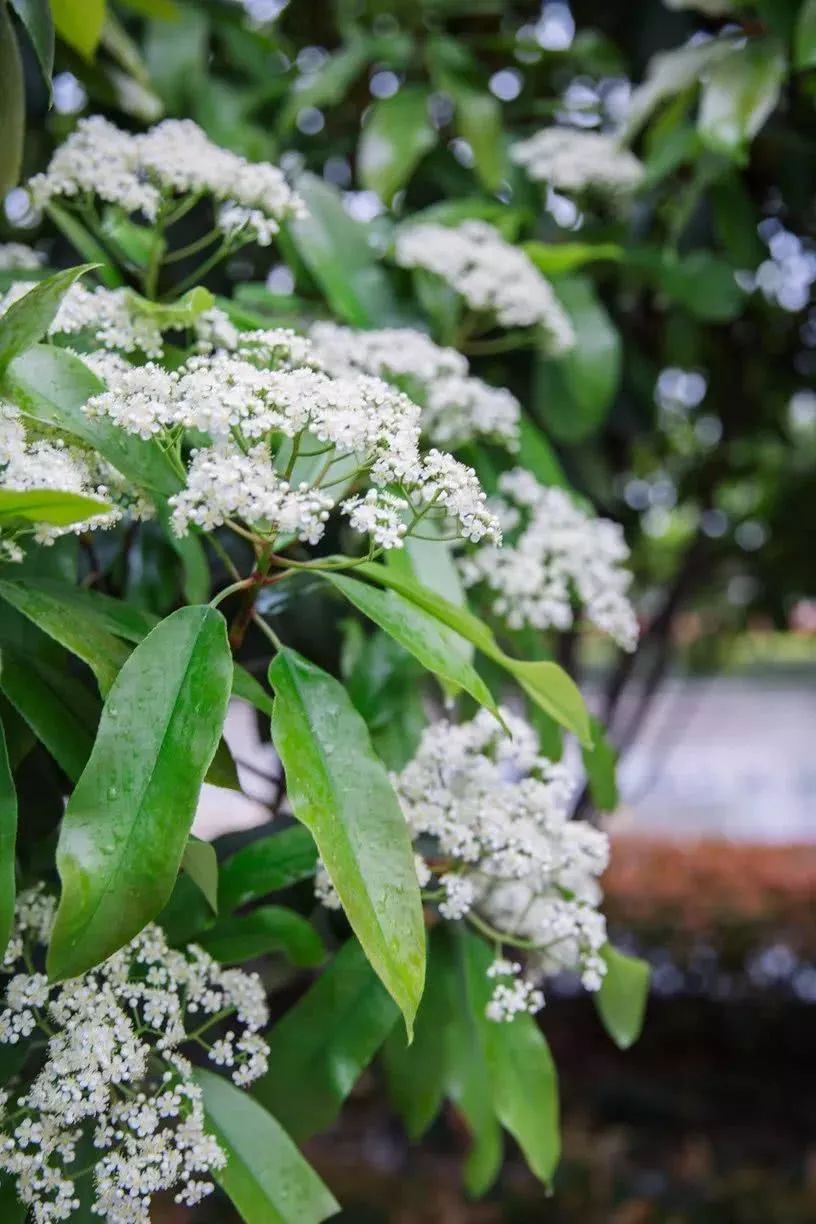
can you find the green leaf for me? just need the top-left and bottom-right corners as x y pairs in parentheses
(516, 416), (568, 488)
(621, 35), (741, 142)
(524, 241), (623, 278)
(199, 905), (324, 967)
(454, 88), (505, 191)
(51, 0), (106, 58)
(181, 836), (218, 914)
(287, 174), (403, 328)
(0, 649), (97, 782)
(0, 0), (24, 196)
(118, 0), (180, 19)
(279, 35), (370, 130)
(324, 572), (499, 717)
(16, 268), (95, 347)
(204, 735), (241, 792)
(352, 563), (592, 747)
(268, 648), (425, 1034)
(463, 932), (560, 1186)
(795, 0), (816, 69)
(0, 1177), (26, 1223)
(0, 488), (111, 527)
(254, 939), (399, 1141)
(0, 718), (17, 958)
(0, 577), (157, 643)
(0, 578), (130, 695)
(5, 344), (181, 495)
(595, 945), (650, 1050)
(45, 203), (123, 288)
(144, 4), (207, 111)
(582, 717), (618, 813)
(196, 1069), (339, 1224)
(358, 86), (436, 204)
(9, 0), (54, 92)
(538, 276), (621, 442)
(101, 214), (163, 270)
(47, 606), (232, 981)
(231, 665), (276, 718)
(132, 285), (214, 329)
(160, 513), (210, 603)
(218, 825), (318, 912)
(658, 251), (744, 322)
(698, 39), (786, 160)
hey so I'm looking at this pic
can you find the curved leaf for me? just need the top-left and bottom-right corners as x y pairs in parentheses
(0, 649), (97, 782)
(796, 0), (816, 70)
(0, 266), (97, 373)
(47, 605), (232, 981)
(196, 1069), (339, 1224)
(269, 647), (425, 1033)
(358, 86), (436, 204)
(199, 905), (324, 967)
(595, 945), (650, 1050)
(50, 0), (106, 59)
(0, 488), (111, 527)
(698, 39), (785, 161)
(219, 825), (318, 912)
(181, 836), (218, 913)
(9, 0), (54, 92)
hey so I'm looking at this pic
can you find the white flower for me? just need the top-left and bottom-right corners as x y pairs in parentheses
(511, 127), (644, 198)
(309, 321), (520, 450)
(0, 280), (165, 358)
(459, 469), (639, 651)
(438, 873), (476, 920)
(0, 892), (269, 1223)
(341, 489), (408, 549)
(0, 242), (44, 270)
(394, 220), (575, 352)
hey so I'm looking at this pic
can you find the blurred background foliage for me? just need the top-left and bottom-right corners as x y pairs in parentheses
(2, 0), (816, 1219)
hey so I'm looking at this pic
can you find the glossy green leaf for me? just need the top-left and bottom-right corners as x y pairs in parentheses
(287, 174), (403, 327)
(0, 488), (111, 527)
(0, 578), (130, 695)
(525, 240), (623, 277)
(582, 717), (619, 813)
(390, 520), (474, 667)
(343, 629), (426, 771)
(698, 39), (786, 160)
(0, 0), (24, 196)
(463, 932), (560, 1186)
(45, 203), (123, 288)
(795, 0), (816, 69)
(181, 836), (218, 913)
(231, 665), (276, 718)
(622, 35), (741, 142)
(539, 276), (621, 442)
(455, 88), (504, 191)
(205, 736), (241, 792)
(197, 1069), (339, 1224)
(358, 87), (436, 204)
(47, 606), (232, 981)
(51, 0), (106, 58)
(219, 825), (318, 912)
(324, 572), (499, 716)
(269, 647), (425, 1033)
(9, 0), (54, 91)
(595, 945), (650, 1050)
(0, 718), (17, 957)
(1, 649), (97, 782)
(199, 905), (324, 967)
(5, 345), (181, 495)
(352, 563), (592, 746)
(254, 938), (399, 1141)
(0, 578), (157, 643)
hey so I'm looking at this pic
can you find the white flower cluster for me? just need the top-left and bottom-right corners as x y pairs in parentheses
(459, 469), (638, 651)
(0, 243), (44, 270)
(395, 709), (609, 1018)
(310, 321), (521, 450)
(83, 335), (501, 547)
(394, 220), (575, 352)
(0, 889), (269, 1224)
(0, 281), (164, 358)
(511, 128), (644, 198)
(29, 116), (304, 247)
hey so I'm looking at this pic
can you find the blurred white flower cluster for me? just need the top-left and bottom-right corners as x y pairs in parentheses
(0, 243), (44, 270)
(459, 469), (639, 651)
(511, 127), (644, 199)
(394, 220), (575, 352)
(0, 889), (269, 1224)
(310, 321), (521, 450)
(28, 116), (304, 247)
(316, 708), (609, 1021)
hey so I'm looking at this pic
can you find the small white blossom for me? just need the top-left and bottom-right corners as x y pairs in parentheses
(341, 489), (408, 549)
(0, 281), (165, 358)
(0, 242), (44, 270)
(511, 127), (644, 199)
(459, 469), (638, 650)
(394, 220), (575, 351)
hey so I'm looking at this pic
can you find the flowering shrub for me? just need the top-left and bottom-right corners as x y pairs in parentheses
(0, 0), (809, 1219)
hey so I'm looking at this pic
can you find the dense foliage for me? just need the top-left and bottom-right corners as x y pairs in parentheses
(0, 0), (813, 1219)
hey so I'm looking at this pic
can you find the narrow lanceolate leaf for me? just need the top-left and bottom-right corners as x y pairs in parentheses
(254, 939), (399, 1141)
(50, 0), (106, 59)
(0, 718), (18, 957)
(1, 650), (97, 782)
(181, 836), (218, 914)
(199, 906), (324, 968)
(0, 0), (24, 196)
(358, 87), (436, 204)
(0, 265), (96, 372)
(0, 578), (131, 695)
(324, 572), (499, 717)
(9, 0), (54, 92)
(0, 488), (111, 527)
(595, 945), (650, 1050)
(196, 1070), (339, 1224)
(219, 825), (318, 912)
(352, 563), (593, 747)
(47, 606), (232, 981)
(269, 648), (425, 1034)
